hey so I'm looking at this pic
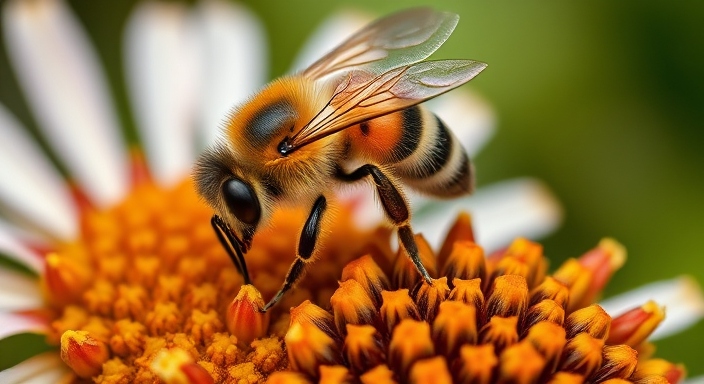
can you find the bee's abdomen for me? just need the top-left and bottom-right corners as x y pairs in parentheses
(346, 105), (473, 198)
(393, 106), (473, 198)
(346, 106), (422, 163)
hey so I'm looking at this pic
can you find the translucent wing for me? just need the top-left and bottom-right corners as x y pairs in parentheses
(303, 8), (459, 80)
(281, 60), (487, 153)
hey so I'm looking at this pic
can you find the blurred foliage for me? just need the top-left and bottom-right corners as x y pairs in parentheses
(0, 0), (702, 375)
(0, 334), (54, 371)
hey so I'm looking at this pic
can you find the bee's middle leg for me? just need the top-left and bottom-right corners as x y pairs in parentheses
(261, 195), (327, 312)
(337, 164), (433, 284)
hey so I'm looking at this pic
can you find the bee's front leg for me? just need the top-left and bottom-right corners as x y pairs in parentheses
(211, 215), (251, 285)
(261, 195), (327, 312)
(336, 164), (433, 284)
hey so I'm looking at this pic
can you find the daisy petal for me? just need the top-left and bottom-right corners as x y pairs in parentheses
(0, 268), (42, 311)
(600, 276), (704, 340)
(124, 1), (200, 186)
(0, 218), (50, 250)
(194, 0), (268, 146)
(0, 229), (43, 274)
(0, 106), (77, 241)
(0, 352), (71, 384)
(0, 313), (48, 340)
(289, 10), (371, 73)
(2, 0), (128, 207)
(412, 178), (562, 252)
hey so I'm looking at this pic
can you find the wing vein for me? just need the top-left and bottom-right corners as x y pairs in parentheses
(283, 9), (486, 153)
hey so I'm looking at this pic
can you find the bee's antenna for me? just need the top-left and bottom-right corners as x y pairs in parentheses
(211, 215), (251, 285)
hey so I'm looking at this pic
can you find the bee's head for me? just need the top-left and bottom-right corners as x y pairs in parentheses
(193, 142), (267, 247)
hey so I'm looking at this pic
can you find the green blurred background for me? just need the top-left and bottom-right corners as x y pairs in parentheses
(1, 0), (703, 375)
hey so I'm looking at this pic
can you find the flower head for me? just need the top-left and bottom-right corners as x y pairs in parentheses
(281, 220), (687, 383)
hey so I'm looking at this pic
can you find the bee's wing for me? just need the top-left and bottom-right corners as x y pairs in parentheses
(303, 8), (459, 80)
(286, 60), (487, 151)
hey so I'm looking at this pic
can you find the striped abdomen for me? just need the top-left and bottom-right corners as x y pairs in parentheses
(344, 105), (473, 198)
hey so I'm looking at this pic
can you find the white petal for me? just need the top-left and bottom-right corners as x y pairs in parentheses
(0, 313), (48, 340)
(0, 352), (71, 384)
(0, 228), (44, 274)
(124, 1), (201, 186)
(0, 218), (51, 249)
(2, 0), (128, 207)
(0, 105), (77, 241)
(289, 10), (371, 73)
(600, 276), (704, 340)
(412, 178), (562, 251)
(0, 268), (42, 311)
(426, 91), (495, 158)
(194, 0), (268, 146)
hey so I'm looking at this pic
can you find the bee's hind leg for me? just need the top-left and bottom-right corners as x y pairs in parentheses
(336, 164), (433, 284)
(262, 195), (327, 312)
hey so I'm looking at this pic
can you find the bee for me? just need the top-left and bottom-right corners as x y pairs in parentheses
(194, 8), (487, 311)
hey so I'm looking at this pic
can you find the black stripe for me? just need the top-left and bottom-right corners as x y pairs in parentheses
(413, 116), (453, 178)
(392, 106), (423, 161)
(438, 152), (473, 196)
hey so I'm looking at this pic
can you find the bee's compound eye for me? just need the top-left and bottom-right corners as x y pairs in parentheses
(222, 178), (261, 225)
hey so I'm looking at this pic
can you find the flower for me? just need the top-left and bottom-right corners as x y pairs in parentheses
(0, 1), (702, 383)
(274, 227), (694, 383)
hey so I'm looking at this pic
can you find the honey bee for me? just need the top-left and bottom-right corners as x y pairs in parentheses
(194, 8), (487, 311)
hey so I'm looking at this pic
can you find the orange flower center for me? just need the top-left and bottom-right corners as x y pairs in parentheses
(35, 172), (683, 384)
(43, 179), (378, 383)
